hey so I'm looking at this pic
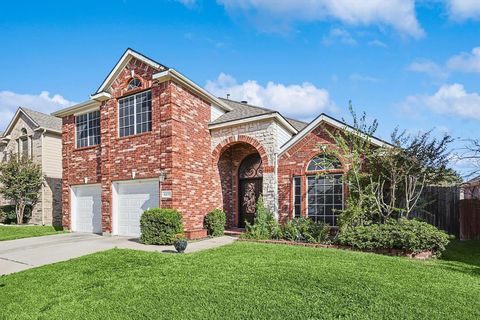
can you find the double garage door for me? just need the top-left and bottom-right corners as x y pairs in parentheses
(71, 180), (159, 237)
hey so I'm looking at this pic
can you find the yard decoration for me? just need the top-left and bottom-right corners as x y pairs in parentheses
(173, 236), (188, 253)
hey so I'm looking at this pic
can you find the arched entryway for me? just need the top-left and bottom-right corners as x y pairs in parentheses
(238, 154), (263, 227)
(216, 141), (266, 228)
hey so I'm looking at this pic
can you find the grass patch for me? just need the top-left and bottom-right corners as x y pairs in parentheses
(0, 225), (65, 241)
(0, 241), (478, 319)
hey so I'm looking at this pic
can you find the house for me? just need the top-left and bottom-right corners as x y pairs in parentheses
(53, 48), (388, 238)
(463, 175), (480, 199)
(0, 107), (63, 225)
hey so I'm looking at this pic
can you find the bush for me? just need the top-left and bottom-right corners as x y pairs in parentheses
(337, 218), (450, 256)
(243, 196), (281, 240)
(0, 205), (32, 224)
(204, 209), (226, 236)
(140, 208), (184, 245)
(282, 218), (331, 243)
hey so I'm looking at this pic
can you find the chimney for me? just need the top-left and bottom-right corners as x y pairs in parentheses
(241, 100), (248, 104)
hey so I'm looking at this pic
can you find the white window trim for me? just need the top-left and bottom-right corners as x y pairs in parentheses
(117, 90), (152, 138)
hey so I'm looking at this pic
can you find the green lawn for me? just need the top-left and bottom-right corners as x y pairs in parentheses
(0, 241), (479, 320)
(0, 225), (65, 241)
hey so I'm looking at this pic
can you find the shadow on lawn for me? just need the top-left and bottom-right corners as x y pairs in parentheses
(437, 240), (480, 277)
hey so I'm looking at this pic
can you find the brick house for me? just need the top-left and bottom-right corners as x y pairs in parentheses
(53, 48), (388, 238)
(0, 107), (63, 225)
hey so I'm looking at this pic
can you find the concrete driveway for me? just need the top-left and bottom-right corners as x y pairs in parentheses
(0, 233), (236, 276)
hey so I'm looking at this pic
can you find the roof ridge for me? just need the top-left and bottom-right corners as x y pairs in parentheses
(218, 97), (275, 113)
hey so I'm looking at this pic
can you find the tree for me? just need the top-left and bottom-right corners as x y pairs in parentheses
(0, 157), (43, 224)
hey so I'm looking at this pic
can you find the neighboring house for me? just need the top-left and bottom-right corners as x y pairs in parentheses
(463, 175), (480, 199)
(0, 107), (63, 225)
(53, 48), (388, 238)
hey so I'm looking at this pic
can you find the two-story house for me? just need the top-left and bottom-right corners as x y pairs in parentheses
(0, 107), (63, 225)
(53, 48), (388, 238)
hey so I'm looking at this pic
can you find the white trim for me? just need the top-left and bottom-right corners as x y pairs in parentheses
(96, 49), (162, 94)
(52, 100), (101, 117)
(90, 92), (111, 101)
(152, 69), (233, 112)
(279, 114), (391, 156)
(2, 108), (39, 137)
(208, 112), (298, 134)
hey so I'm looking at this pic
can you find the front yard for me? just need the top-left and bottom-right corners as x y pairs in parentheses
(0, 241), (478, 319)
(0, 226), (65, 241)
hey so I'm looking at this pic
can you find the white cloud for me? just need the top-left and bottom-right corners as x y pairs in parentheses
(349, 73), (379, 83)
(322, 28), (357, 46)
(446, 47), (480, 73)
(402, 83), (480, 120)
(0, 91), (75, 130)
(446, 0), (480, 21)
(175, 0), (197, 8)
(217, 0), (424, 37)
(205, 73), (336, 120)
(407, 60), (449, 80)
(368, 39), (388, 48)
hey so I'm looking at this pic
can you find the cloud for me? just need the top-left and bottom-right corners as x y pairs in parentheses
(175, 0), (197, 8)
(349, 73), (379, 83)
(368, 39), (388, 48)
(446, 47), (480, 73)
(401, 83), (480, 120)
(205, 73), (336, 120)
(407, 60), (449, 80)
(0, 91), (75, 130)
(217, 0), (424, 37)
(446, 0), (480, 21)
(322, 28), (357, 46)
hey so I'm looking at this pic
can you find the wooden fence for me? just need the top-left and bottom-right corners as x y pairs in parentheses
(459, 199), (480, 240)
(411, 186), (461, 237)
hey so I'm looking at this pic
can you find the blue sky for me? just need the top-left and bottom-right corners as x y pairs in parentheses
(0, 0), (479, 174)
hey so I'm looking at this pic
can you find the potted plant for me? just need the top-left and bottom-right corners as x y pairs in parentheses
(173, 235), (188, 253)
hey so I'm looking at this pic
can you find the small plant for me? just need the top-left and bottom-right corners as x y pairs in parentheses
(243, 196), (281, 240)
(140, 208), (184, 245)
(173, 235), (188, 253)
(204, 209), (226, 237)
(282, 218), (331, 243)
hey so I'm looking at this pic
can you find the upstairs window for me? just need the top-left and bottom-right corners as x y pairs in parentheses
(127, 78), (142, 90)
(307, 154), (342, 171)
(76, 110), (100, 148)
(118, 90), (152, 137)
(17, 128), (30, 159)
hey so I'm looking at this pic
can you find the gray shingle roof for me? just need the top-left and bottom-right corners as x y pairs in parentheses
(213, 98), (308, 131)
(21, 107), (62, 132)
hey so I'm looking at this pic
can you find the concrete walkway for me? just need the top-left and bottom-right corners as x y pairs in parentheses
(0, 233), (236, 276)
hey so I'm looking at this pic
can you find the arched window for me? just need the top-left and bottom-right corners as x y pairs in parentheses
(307, 154), (342, 171)
(127, 78), (142, 90)
(20, 128), (27, 136)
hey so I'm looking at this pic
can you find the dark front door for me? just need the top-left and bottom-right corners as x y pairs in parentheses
(238, 153), (263, 228)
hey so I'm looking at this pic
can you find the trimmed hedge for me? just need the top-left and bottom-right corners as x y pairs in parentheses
(337, 219), (450, 256)
(204, 209), (226, 236)
(140, 208), (184, 245)
(0, 205), (32, 224)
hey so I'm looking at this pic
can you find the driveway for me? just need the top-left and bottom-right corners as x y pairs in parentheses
(0, 233), (236, 276)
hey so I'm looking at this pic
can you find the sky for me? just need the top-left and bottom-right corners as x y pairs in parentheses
(0, 0), (479, 175)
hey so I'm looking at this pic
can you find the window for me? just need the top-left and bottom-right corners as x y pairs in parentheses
(307, 154), (342, 171)
(17, 128), (30, 159)
(21, 137), (28, 159)
(76, 110), (100, 148)
(127, 78), (142, 90)
(119, 90), (152, 137)
(293, 176), (302, 218)
(307, 174), (343, 226)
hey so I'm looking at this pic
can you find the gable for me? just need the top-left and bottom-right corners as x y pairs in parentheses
(95, 48), (168, 95)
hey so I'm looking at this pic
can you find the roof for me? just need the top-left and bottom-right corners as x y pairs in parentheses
(464, 175), (480, 186)
(2, 107), (62, 137)
(214, 98), (308, 131)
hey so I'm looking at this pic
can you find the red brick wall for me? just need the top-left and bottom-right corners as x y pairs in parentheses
(62, 57), (221, 236)
(277, 123), (347, 223)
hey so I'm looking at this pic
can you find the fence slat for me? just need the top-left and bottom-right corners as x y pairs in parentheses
(459, 199), (480, 240)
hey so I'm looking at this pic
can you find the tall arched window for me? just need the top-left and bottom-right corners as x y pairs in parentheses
(127, 78), (142, 90)
(305, 154), (344, 226)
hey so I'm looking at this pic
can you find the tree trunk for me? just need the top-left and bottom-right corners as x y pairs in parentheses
(16, 203), (25, 225)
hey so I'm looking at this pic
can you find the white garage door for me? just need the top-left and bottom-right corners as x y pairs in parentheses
(71, 185), (102, 234)
(114, 180), (159, 237)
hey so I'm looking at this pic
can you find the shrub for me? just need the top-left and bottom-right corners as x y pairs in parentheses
(337, 218), (450, 256)
(282, 218), (331, 243)
(0, 205), (32, 224)
(204, 209), (226, 237)
(243, 196), (281, 240)
(140, 208), (184, 245)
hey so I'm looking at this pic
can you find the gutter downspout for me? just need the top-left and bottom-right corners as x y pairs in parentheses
(41, 129), (46, 226)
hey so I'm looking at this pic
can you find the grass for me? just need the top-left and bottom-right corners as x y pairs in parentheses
(0, 241), (479, 320)
(0, 225), (65, 241)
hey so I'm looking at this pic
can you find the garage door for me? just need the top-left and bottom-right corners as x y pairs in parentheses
(114, 180), (159, 237)
(71, 185), (102, 234)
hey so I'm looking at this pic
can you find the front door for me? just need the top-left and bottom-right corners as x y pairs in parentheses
(238, 153), (263, 228)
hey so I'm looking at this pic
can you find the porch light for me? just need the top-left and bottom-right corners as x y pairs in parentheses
(159, 171), (167, 183)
